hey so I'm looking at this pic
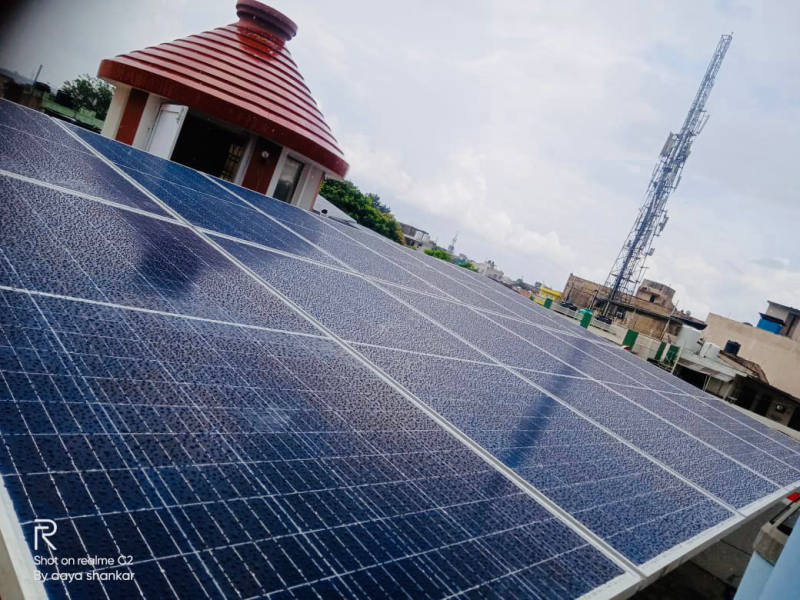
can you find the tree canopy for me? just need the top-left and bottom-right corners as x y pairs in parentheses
(59, 75), (113, 119)
(424, 248), (452, 261)
(320, 179), (404, 243)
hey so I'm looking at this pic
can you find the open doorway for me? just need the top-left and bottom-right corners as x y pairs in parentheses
(170, 112), (248, 181)
(273, 155), (305, 203)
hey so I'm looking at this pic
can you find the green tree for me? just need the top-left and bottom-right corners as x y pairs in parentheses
(366, 192), (391, 214)
(320, 179), (404, 244)
(458, 261), (478, 272)
(60, 75), (113, 119)
(424, 248), (453, 261)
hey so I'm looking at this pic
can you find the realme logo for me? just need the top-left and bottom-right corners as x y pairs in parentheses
(33, 519), (57, 551)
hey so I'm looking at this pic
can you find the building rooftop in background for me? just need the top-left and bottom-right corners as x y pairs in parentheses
(759, 300), (800, 340)
(97, 0), (347, 210)
(399, 222), (433, 249)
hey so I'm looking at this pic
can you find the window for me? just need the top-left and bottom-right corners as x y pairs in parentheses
(220, 141), (246, 182)
(273, 156), (304, 203)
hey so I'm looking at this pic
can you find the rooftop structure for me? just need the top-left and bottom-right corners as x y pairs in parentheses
(703, 308), (800, 400)
(399, 221), (432, 248)
(563, 273), (703, 339)
(759, 301), (800, 340)
(98, 0), (348, 209)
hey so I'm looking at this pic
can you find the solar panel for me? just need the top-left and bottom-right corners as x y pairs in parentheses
(0, 99), (798, 599)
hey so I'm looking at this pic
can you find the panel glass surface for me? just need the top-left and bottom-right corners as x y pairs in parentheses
(3, 108), (798, 599)
(216, 240), (485, 362)
(515, 372), (779, 509)
(0, 291), (624, 599)
(0, 176), (316, 334)
(357, 345), (734, 564)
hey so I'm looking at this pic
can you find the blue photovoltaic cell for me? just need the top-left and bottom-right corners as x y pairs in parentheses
(320, 221), (515, 311)
(0, 115), (167, 216)
(214, 177), (341, 232)
(215, 239), (486, 362)
(355, 344), (734, 564)
(515, 372), (779, 508)
(676, 393), (800, 464)
(117, 169), (339, 267)
(378, 285), (585, 378)
(0, 291), (624, 598)
(0, 176), (316, 334)
(561, 335), (681, 391)
(485, 312), (645, 386)
(606, 384), (800, 486)
(0, 101), (89, 152)
(67, 124), (234, 198)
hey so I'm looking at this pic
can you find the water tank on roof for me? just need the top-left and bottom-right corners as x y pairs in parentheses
(699, 342), (720, 360)
(724, 340), (741, 356)
(676, 325), (703, 354)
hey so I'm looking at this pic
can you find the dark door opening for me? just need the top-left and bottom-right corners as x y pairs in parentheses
(273, 156), (304, 203)
(674, 366), (707, 391)
(753, 395), (772, 417)
(171, 113), (247, 181)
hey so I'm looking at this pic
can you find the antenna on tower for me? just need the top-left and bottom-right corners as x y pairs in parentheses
(447, 231), (459, 254)
(601, 34), (732, 315)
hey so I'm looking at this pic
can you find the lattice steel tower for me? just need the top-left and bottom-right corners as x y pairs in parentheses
(603, 34), (732, 311)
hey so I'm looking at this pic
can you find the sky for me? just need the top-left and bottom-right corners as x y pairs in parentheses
(1, 0), (799, 323)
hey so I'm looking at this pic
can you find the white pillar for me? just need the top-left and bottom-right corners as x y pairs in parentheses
(100, 84), (130, 138)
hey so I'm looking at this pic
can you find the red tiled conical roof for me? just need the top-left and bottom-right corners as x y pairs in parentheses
(98, 0), (348, 177)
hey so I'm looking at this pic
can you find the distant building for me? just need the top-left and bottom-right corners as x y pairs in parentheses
(97, 0), (348, 210)
(666, 322), (800, 431)
(534, 285), (562, 306)
(757, 301), (800, 340)
(399, 222), (432, 249)
(475, 260), (504, 281)
(635, 279), (675, 309)
(562, 273), (703, 339)
(703, 307), (800, 401)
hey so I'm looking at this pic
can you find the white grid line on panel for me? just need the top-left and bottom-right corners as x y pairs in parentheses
(0, 285), (327, 341)
(0, 169), (182, 226)
(0, 120), (94, 157)
(475, 312), (792, 490)
(583, 338), (800, 459)
(368, 283), (749, 517)
(472, 306), (800, 482)
(25, 293), (232, 598)
(56, 118), (645, 589)
(327, 218), (585, 335)
(201, 231), (356, 277)
(2, 141), (582, 346)
(201, 173), (362, 275)
(7, 290), (588, 600)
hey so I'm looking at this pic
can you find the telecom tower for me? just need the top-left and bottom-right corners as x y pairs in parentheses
(447, 231), (459, 254)
(602, 34), (732, 313)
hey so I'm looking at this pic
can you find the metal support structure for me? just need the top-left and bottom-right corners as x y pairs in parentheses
(603, 34), (733, 313)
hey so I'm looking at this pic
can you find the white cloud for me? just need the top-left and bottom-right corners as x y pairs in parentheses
(342, 135), (576, 268)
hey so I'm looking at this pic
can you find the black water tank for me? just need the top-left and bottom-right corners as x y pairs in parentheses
(724, 340), (741, 355)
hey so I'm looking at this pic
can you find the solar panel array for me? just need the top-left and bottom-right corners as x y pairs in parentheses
(1, 98), (798, 599)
